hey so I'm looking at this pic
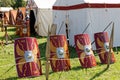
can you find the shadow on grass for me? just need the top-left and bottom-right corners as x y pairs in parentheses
(0, 65), (15, 78)
(38, 42), (47, 60)
(0, 32), (19, 43)
(7, 27), (16, 32)
(96, 62), (106, 66)
(71, 66), (83, 71)
(89, 67), (108, 80)
(48, 65), (83, 76)
(4, 77), (18, 80)
(69, 46), (78, 58)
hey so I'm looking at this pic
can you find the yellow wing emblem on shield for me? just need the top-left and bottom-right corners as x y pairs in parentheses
(97, 38), (105, 60)
(32, 43), (38, 63)
(16, 44), (24, 57)
(77, 40), (85, 64)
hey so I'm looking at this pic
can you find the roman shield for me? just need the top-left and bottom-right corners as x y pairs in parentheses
(16, 9), (24, 35)
(14, 37), (42, 77)
(20, 20), (30, 37)
(50, 35), (71, 72)
(94, 32), (115, 64)
(74, 34), (97, 68)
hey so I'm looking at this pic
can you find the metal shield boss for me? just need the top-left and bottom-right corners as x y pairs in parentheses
(74, 34), (97, 68)
(23, 27), (27, 34)
(14, 37), (42, 77)
(94, 32), (115, 64)
(50, 35), (71, 72)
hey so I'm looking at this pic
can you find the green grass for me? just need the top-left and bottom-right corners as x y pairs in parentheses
(0, 27), (120, 80)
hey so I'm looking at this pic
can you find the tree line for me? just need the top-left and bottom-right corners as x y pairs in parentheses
(0, 0), (26, 9)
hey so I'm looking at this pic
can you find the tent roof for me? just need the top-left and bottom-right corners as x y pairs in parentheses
(27, 0), (56, 9)
(34, 0), (56, 8)
(0, 7), (13, 12)
(54, 0), (120, 6)
(86, 0), (120, 3)
(53, 0), (120, 10)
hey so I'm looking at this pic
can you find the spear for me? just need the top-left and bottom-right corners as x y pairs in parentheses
(82, 23), (90, 34)
(91, 21), (113, 45)
(45, 24), (56, 80)
(45, 29), (50, 80)
(107, 22), (114, 69)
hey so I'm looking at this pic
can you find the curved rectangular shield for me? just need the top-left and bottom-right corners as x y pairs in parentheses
(50, 35), (71, 72)
(19, 20), (30, 37)
(74, 34), (97, 68)
(94, 32), (115, 64)
(14, 37), (42, 77)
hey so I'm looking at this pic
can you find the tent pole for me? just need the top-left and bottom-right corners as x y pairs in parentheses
(65, 12), (69, 45)
(65, 23), (69, 44)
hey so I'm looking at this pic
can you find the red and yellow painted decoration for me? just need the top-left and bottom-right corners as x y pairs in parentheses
(14, 37), (42, 77)
(74, 34), (97, 68)
(50, 35), (71, 72)
(94, 32), (115, 64)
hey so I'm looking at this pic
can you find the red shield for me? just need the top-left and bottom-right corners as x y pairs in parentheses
(19, 20), (30, 37)
(4, 12), (9, 24)
(50, 35), (71, 72)
(74, 34), (97, 68)
(16, 9), (23, 35)
(9, 10), (17, 25)
(16, 7), (26, 35)
(94, 32), (115, 64)
(14, 37), (42, 77)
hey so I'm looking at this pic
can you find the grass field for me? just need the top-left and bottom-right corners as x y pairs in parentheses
(0, 27), (120, 80)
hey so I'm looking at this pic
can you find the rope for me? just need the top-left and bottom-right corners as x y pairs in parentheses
(0, 49), (110, 68)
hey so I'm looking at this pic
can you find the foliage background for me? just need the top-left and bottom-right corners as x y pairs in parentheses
(0, 0), (26, 9)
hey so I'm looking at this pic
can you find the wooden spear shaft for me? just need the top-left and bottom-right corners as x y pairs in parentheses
(45, 38), (50, 80)
(45, 24), (57, 80)
(45, 25), (50, 80)
(107, 22), (114, 69)
(91, 21), (113, 45)
(82, 23), (90, 34)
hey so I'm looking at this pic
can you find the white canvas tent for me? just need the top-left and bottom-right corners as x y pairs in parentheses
(53, 0), (120, 48)
(26, 0), (56, 36)
(0, 7), (13, 12)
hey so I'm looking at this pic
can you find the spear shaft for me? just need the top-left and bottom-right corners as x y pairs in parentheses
(91, 21), (113, 45)
(107, 22), (114, 68)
